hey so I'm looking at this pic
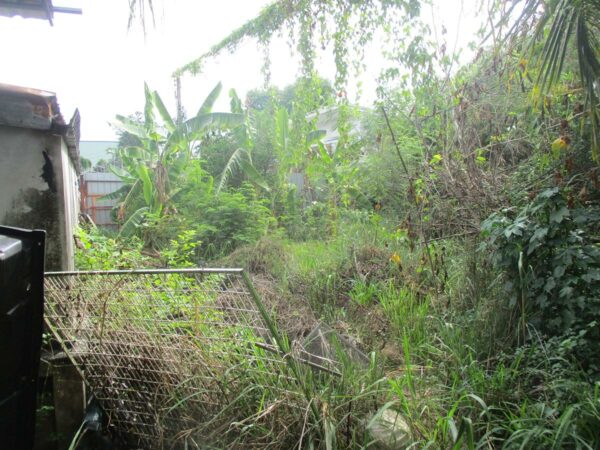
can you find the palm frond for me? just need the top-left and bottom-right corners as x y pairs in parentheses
(112, 115), (148, 140)
(119, 179), (142, 214)
(99, 184), (131, 201)
(217, 148), (246, 194)
(119, 206), (149, 238)
(507, 0), (600, 160)
(217, 148), (270, 194)
(239, 159), (270, 192)
(109, 164), (136, 184)
(153, 90), (176, 132)
(143, 82), (155, 129)
(197, 82), (223, 116)
(536, 1), (577, 93)
(185, 113), (244, 137)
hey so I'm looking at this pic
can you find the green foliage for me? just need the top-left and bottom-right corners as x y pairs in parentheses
(482, 187), (600, 370)
(161, 230), (199, 267)
(180, 184), (274, 259)
(80, 2), (600, 447)
(348, 280), (379, 307)
(75, 228), (152, 270)
(175, 0), (421, 92)
(111, 82), (243, 240)
(378, 283), (429, 347)
(79, 157), (92, 171)
(119, 206), (149, 238)
(505, 0), (600, 160)
(216, 89), (271, 194)
(246, 77), (335, 112)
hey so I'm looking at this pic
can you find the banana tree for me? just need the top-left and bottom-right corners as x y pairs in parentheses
(217, 102), (326, 199)
(217, 89), (273, 193)
(111, 82), (244, 236)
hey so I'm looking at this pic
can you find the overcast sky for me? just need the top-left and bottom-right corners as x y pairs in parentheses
(0, 0), (482, 141)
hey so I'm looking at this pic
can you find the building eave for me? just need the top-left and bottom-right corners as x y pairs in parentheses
(0, 0), (81, 25)
(0, 83), (81, 174)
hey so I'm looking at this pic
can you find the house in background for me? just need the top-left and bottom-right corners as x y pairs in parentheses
(80, 171), (122, 228)
(306, 106), (367, 151)
(79, 140), (123, 228)
(0, 83), (80, 270)
(289, 106), (368, 196)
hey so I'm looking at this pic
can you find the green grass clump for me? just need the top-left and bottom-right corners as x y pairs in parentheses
(75, 207), (600, 448)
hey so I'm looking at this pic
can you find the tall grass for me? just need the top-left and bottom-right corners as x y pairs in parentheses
(169, 325), (388, 448)
(87, 213), (600, 448)
(378, 283), (429, 348)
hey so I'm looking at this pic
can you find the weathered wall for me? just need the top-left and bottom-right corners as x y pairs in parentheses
(60, 139), (79, 270)
(0, 125), (76, 270)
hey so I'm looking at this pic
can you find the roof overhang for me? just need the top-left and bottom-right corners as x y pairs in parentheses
(0, 0), (81, 25)
(0, 83), (81, 174)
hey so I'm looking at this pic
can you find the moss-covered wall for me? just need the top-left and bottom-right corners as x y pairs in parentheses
(0, 125), (75, 271)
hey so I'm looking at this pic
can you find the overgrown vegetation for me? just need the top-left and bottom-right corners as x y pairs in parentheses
(74, 0), (600, 447)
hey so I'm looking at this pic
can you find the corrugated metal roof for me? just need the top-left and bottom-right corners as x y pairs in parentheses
(0, 83), (81, 173)
(0, 0), (81, 24)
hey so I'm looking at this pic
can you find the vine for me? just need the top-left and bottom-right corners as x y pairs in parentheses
(173, 0), (423, 171)
(173, 0), (422, 93)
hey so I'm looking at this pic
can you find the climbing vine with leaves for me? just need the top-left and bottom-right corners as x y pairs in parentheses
(174, 0), (423, 150)
(175, 0), (421, 88)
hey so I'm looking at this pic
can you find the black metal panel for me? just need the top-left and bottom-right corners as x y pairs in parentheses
(0, 225), (45, 450)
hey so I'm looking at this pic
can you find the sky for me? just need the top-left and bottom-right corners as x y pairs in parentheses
(0, 0), (483, 141)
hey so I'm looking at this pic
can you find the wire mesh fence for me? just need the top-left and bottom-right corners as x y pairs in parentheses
(43, 268), (293, 448)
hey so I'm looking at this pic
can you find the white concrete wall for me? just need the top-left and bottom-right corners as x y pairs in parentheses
(0, 126), (47, 214)
(0, 125), (78, 270)
(60, 139), (79, 270)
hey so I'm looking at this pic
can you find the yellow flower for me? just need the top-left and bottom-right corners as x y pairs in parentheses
(551, 136), (570, 159)
(551, 137), (569, 151)
(390, 252), (401, 265)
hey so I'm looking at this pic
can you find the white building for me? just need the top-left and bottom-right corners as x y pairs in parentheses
(0, 83), (80, 270)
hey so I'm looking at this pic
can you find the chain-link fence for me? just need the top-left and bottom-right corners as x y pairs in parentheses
(44, 269), (291, 448)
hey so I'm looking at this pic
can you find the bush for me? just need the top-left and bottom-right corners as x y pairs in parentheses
(75, 227), (154, 270)
(482, 187), (600, 372)
(181, 184), (274, 259)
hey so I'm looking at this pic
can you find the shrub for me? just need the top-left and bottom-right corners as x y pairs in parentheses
(75, 227), (154, 270)
(182, 184), (274, 259)
(482, 187), (600, 372)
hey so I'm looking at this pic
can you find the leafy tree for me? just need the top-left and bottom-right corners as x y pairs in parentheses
(180, 183), (274, 259)
(80, 157), (92, 172)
